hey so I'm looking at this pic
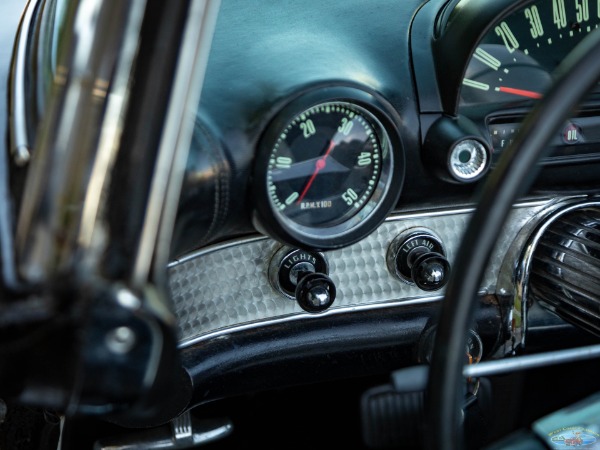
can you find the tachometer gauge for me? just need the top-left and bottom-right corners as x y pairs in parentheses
(253, 87), (404, 250)
(460, 0), (600, 107)
(268, 103), (379, 228)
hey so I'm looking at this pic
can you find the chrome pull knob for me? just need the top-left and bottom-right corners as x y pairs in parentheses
(269, 247), (336, 312)
(387, 229), (450, 291)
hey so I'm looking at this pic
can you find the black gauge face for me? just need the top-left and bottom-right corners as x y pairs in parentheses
(460, 0), (600, 108)
(253, 88), (404, 250)
(267, 102), (381, 228)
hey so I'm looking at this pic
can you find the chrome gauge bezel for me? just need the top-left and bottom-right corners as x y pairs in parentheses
(252, 86), (405, 250)
(266, 101), (387, 230)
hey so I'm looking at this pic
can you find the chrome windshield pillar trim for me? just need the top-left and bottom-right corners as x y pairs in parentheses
(15, 0), (149, 283)
(7, 0), (222, 415)
(133, 0), (221, 286)
(13, 0), (222, 285)
(8, 0), (40, 166)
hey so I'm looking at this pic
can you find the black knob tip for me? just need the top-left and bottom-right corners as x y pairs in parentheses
(295, 273), (336, 313)
(411, 252), (450, 291)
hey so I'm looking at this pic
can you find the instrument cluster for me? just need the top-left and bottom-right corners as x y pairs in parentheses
(461, 0), (600, 108)
(459, 0), (600, 164)
(248, 0), (600, 251)
(168, 0), (600, 259)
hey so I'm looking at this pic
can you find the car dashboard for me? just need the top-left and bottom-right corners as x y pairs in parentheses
(168, 0), (600, 392)
(3, 0), (600, 449)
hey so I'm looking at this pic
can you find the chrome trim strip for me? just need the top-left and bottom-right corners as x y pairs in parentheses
(464, 343), (600, 378)
(168, 235), (267, 268)
(382, 198), (551, 221)
(169, 198), (554, 269)
(178, 296), (444, 349)
(8, 0), (39, 166)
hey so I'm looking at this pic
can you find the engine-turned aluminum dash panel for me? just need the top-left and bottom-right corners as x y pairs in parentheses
(169, 201), (552, 346)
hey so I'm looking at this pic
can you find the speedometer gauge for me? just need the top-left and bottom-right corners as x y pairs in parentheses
(460, 0), (600, 107)
(253, 87), (404, 250)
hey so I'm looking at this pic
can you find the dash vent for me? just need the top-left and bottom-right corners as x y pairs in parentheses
(530, 207), (600, 337)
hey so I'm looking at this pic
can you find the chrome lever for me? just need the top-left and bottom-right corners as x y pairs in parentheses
(93, 412), (233, 450)
(171, 411), (194, 447)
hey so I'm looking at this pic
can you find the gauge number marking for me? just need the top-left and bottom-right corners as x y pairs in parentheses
(473, 48), (501, 70)
(495, 22), (520, 53)
(554, 0), (567, 28)
(576, 0), (590, 22)
(525, 6), (544, 38)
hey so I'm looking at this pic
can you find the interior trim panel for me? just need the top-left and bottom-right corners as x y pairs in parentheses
(170, 198), (553, 346)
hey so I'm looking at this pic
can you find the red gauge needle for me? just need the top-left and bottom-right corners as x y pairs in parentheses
(296, 140), (335, 204)
(497, 86), (542, 99)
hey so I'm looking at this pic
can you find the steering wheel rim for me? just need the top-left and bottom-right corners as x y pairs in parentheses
(426, 30), (600, 450)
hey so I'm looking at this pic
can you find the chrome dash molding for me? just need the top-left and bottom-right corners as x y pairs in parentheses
(513, 199), (600, 349)
(178, 297), (445, 349)
(170, 198), (559, 348)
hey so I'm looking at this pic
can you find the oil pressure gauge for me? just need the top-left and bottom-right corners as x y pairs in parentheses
(253, 86), (404, 250)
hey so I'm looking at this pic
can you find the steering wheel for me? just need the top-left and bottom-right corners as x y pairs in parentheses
(426, 29), (600, 450)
